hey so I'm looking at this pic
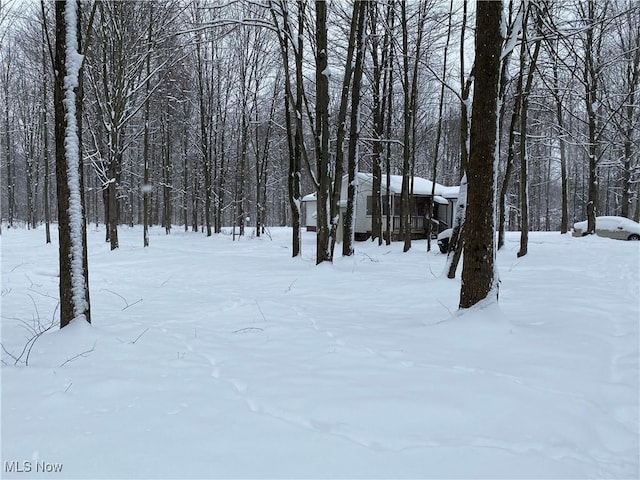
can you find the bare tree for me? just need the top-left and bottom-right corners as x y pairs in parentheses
(446, 0), (472, 279)
(367, 0), (394, 246)
(269, 0), (305, 257)
(41, 12), (52, 243)
(426, 0), (455, 252)
(314, 0), (332, 264)
(342, 0), (368, 256)
(517, 3), (544, 258)
(613, 3), (639, 219)
(399, 1), (427, 253)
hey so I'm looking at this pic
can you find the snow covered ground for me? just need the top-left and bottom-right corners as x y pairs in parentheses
(1, 225), (638, 479)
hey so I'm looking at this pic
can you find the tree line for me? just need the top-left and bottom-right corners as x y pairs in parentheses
(0, 0), (638, 324)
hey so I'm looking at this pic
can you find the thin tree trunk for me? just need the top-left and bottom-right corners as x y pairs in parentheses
(342, 0), (367, 256)
(315, 0), (331, 264)
(163, 112), (171, 235)
(270, 0), (306, 256)
(384, 6), (395, 247)
(182, 110), (188, 232)
(400, 1), (412, 253)
(551, 49), (569, 233)
(3, 46), (14, 228)
(194, 6), (212, 237)
(428, 0), (454, 252)
(446, 0), (470, 278)
(517, 5), (543, 258)
(42, 24), (52, 243)
(584, 0), (599, 234)
(497, 84), (522, 250)
(369, 1), (383, 245)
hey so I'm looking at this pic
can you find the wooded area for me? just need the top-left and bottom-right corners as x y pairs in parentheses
(1, 0), (638, 317)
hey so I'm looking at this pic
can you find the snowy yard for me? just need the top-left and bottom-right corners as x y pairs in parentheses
(1, 226), (638, 479)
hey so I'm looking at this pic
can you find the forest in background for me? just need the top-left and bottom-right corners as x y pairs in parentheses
(1, 0), (638, 247)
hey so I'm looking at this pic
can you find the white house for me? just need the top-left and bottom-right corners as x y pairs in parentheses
(302, 172), (459, 241)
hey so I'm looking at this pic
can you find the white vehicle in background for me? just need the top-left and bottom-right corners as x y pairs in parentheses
(572, 216), (640, 241)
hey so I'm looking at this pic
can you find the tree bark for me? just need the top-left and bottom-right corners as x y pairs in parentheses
(343, 0), (367, 256)
(446, 0), (470, 279)
(315, 0), (331, 264)
(517, 4), (543, 258)
(55, 0), (91, 327)
(42, 23), (52, 244)
(459, 0), (502, 309)
(427, 0), (454, 252)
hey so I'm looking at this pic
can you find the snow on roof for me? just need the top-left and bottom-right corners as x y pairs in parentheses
(357, 172), (459, 198)
(301, 173), (460, 201)
(301, 192), (316, 202)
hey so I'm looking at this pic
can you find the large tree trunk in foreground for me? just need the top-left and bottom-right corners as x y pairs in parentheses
(55, 0), (91, 328)
(459, 0), (502, 309)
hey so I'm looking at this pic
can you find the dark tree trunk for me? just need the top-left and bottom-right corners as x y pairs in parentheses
(445, 0), (470, 279)
(427, 0), (454, 252)
(197, 46), (212, 237)
(551, 50), (569, 233)
(497, 90), (522, 250)
(343, 0), (367, 256)
(369, 1), (383, 245)
(143, 5), (153, 246)
(584, 0), (598, 234)
(55, 0), (91, 328)
(517, 5), (543, 258)
(3, 49), (14, 228)
(271, 1), (302, 256)
(315, 0), (331, 264)
(459, 0), (502, 309)
(400, 1), (412, 253)
(42, 26), (52, 244)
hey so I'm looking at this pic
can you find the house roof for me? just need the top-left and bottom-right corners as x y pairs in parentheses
(356, 172), (459, 198)
(301, 173), (460, 202)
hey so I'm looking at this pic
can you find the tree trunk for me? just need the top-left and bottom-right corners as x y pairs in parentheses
(384, 18), (394, 247)
(162, 113), (171, 235)
(428, 0), (454, 252)
(182, 110), (189, 232)
(2, 46), (14, 228)
(551, 49), (569, 233)
(195, 19), (212, 237)
(368, 0), (391, 246)
(517, 5), (543, 258)
(343, 0), (367, 256)
(143, 4), (153, 246)
(55, 0), (91, 327)
(400, 1), (412, 253)
(497, 83), (522, 250)
(445, 0), (470, 279)
(270, 0), (302, 257)
(620, 11), (639, 218)
(446, 174), (467, 279)
(584, 0), (598, 234)
(42, 25), (52, 244)
(459, 0), (502, 309)
(315, 0), (331, 264)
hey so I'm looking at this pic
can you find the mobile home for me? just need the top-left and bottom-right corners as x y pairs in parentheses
(302, 173), (459, 241)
